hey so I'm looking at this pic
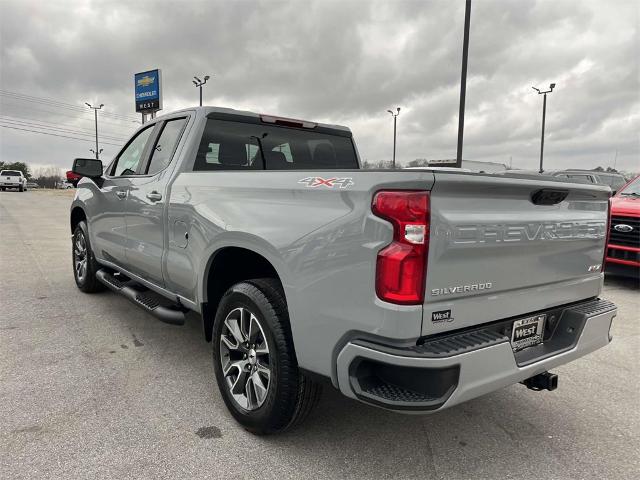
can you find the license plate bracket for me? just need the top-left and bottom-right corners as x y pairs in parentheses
(511, 315), (546, 351)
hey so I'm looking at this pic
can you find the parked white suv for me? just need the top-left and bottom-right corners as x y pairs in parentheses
(0, 170), (27, 192)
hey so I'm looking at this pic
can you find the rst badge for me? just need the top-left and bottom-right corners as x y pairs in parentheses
(298, 177), (354, 189)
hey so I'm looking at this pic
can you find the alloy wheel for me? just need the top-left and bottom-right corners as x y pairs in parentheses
(73, 232), (88, 283)
(219, 307), (271, 411)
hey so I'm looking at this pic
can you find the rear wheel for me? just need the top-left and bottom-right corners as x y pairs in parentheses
(212, 279), (321, 434)
(72, 221), (104, 293)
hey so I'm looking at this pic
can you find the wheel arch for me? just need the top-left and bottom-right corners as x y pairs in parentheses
(201, 246), (288, 342)
(70, 206), (87, 234)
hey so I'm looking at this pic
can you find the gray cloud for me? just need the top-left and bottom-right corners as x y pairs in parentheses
(1, 0), (638, 173)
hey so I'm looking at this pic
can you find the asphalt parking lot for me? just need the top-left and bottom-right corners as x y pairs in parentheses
(1, 189), (638, 480)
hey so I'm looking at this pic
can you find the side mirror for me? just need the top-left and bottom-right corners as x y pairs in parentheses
(72, 158), (103, 178)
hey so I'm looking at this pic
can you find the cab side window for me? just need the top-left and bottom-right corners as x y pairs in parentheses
(112, 126), (154, 176)
(146, 118), (188, 175)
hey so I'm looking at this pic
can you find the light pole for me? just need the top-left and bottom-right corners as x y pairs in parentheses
(90, 148), (103, 158)
(456, 0), (472, 168)
(85, 102), (104, 159)
(532, 83), (555, 173)
(387, 107), (401, 169)
(193, 75), (211, 106)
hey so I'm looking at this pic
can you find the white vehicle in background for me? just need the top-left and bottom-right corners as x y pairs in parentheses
(57, 180), (75, 189)
(0, 170), (27, 192)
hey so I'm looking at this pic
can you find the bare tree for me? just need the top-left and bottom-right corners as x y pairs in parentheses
(33, 166), (64, 189)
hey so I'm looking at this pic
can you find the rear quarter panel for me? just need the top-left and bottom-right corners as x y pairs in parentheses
(166, 170), (435, 377)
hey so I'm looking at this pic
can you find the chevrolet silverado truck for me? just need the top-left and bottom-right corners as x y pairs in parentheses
(69, 106), (617, 434)
(0, 169), (27, 191)
(606, 175), (639, 277)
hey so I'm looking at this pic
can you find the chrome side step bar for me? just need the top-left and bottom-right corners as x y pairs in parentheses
(96, 269), (186, 326)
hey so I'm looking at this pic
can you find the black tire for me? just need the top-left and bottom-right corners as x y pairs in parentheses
(18, 185), (24, 192)
(0, 187), (5, 191)
(72, 221), (104, 293)
(212, 278), (321, 434)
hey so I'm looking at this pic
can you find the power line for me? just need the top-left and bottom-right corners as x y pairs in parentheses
(0, 102), (139, 129)
(0, 90), (140, 121)
(0, 113), (131, 139)
(0, 116), (128, 142)
(0, 124), (122, 146)
(0, 90), (141, 122)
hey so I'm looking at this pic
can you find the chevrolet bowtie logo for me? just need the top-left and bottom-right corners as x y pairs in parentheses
(137, 75), (155, 87)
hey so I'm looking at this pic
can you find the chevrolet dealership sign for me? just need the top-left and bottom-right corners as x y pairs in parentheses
(134, 69), (162, 113)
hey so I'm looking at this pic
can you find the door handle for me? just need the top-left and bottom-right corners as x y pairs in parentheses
(115, 190), (127, 199)
(146, 191), (162, 202)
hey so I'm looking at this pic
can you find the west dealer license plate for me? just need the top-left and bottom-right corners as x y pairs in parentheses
(511, 315), (546, 351)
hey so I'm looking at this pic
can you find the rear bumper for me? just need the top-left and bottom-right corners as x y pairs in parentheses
(335, 299), (616, 413)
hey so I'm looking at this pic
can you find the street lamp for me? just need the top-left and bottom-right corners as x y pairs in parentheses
(532, 83), (556, 173)
(85, 102), (104, 159)
(90, 148), (103, 157)
(387, 107), (401, 169)
(193, 75), (211, 106)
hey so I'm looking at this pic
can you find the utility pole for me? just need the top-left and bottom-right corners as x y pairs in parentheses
(456, 0), (472, 169)
(85, 102), (104, 159)
(193, 75), (211, 106)
(387, 107), (401, 168)
(532, 83), (555, 173)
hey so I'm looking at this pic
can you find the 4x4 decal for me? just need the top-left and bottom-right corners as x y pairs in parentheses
(298, 177), (354, 189)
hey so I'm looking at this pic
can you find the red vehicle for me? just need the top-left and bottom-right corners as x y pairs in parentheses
(66, 170), (81, 187)
(606, 175), (640, 277)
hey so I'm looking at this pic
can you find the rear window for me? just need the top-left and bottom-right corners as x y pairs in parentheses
(1, 170), (21, 176)
(602, 175), (627, 190)
(193, 119), (358, 171)
(561, 174), (594, 184)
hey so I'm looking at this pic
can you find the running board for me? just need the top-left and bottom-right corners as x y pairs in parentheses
(96, 269), (186, 325)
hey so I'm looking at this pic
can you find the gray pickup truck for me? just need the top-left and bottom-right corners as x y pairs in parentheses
(70, 106), (616, 434)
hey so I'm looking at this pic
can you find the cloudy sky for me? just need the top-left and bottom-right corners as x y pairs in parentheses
(0, 0), (638, 174)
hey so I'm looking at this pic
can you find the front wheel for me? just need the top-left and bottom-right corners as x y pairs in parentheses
(19, 185), (24, 192)
(72, 221), (104, 293)
(212, 279), (321, 434)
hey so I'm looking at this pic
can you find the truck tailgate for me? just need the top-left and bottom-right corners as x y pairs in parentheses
(423, 173), (610, 336)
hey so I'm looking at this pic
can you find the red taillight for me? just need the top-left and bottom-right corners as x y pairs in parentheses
(372, 190), (430, 305)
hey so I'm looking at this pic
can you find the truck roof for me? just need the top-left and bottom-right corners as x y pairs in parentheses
(154, 106), (352, 134)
